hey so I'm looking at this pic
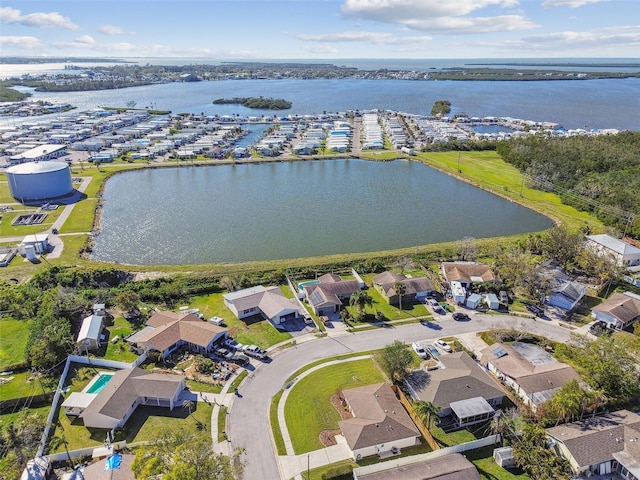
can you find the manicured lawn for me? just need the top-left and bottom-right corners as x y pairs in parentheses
(466, 446), (530, 480)
(284, 358), (386, 454)
(185, 378), (223, 394)
(430, 425), (478, 447)
(0, 318), (31, 370)
(99, 316), (140, 362)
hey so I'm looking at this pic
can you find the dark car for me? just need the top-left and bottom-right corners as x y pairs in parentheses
(589, 321), (611, 336)
(231, 353), (251, 366)
(452, 312), (471, 321)
(526, 304), (544, 316)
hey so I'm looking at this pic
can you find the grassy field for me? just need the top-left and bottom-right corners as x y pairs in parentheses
(0, 317), (31, 370)
(0, 370), (54, 401)
(99, 316), (140, 363)
(284, 358), (386, 454)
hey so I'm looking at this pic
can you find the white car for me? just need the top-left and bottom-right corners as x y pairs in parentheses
(412, 342), (428, 359)
(434, 339), (452, 353)
(243, 344), (268, 359)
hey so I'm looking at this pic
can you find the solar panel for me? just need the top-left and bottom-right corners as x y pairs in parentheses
(492, 347), (507, 358)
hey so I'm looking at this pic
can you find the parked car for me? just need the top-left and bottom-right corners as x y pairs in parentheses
(209, 316), (227, 326)
(452, 312), (470, 321)
(434, 339), (452, 353)
(224, 338), (244, 351)
(426, 344), (440, 358)
(231, 353), (251, 366)
(526, 304), (544, 316)
(412, 341), (428, 359)
(427, 298), (446, 314)
(243, 344), (268, 359)
(589, 320), (612, 336)
(214, 347), (234, 360)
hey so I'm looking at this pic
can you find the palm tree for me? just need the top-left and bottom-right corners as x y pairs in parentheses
(183, 399), (204, 429)
(349, 290), (372, 321)
(394, 281), (407, 310)
(50, 433), (73, 467)
(413, 400), (441, 429)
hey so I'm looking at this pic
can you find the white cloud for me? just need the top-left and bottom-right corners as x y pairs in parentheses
(297, 31), (431, 45)
(0, 7), (78, 30)
(339, 0), (535, 33)
(523, 30), (640, 47)
(0, 35), (42, 49)
(98, 25), (132, 36)
(405, 14), (536, 33)
(75, 35), (95, 45)
(542, 0), (609, 7)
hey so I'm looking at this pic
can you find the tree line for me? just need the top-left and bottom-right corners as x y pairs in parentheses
(496, 132), (640, 238)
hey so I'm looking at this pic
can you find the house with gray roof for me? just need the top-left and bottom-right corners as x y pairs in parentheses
(339, 383), (420, 460)
(63, 367), (185, 430)
(353, 452), (481, 480)
(404, 352), (505, 429)
(223, 285), (304, 324)
(126, 311), (227, 359)
(592, 291), (640, 330)
(372, 271), (434, 306)
(303, 273), (361, 316)
(586, 234), (640, 267)
(547, 409), (640, 478)
(479, 342), (581, 412)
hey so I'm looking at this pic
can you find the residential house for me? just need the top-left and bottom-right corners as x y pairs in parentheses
(126, 311), (227, 359)
(76, 314), (104, 352)
(372, 271), (434, 306)
(71, 453), (136, 480)
(353, 452), (481, 480)
(404, 352), (505, 429)
(479, 342), (581, 412)
(592, 291), (640, 330)
(539, 264), (587, 311)
(441, 262), (499, 289)
(223, 285), (304, 324)
(339, 383), (420, 460)
(547, 410), (640, 478)
(586, 234), (640, 267)
(63, 367), (185, 430)
(303, 273), (361, 316)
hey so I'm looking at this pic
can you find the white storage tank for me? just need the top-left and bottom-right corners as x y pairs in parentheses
(6, 161), (73, 203)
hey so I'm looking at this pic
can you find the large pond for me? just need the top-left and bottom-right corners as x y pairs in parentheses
(91, 159), (554, 265)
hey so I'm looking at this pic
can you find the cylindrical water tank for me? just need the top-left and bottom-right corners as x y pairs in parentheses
(5, 161), (73, 202)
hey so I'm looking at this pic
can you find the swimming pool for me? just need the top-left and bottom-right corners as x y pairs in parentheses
(85, 373), (114, 394)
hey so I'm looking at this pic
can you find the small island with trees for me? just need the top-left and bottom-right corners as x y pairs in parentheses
(431, 100), (451, 117)
(212, 96), (292, 110)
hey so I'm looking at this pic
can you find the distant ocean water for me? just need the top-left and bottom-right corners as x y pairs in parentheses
(2, 58), (639, 130)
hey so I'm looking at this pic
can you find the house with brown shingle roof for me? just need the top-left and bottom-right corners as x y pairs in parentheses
(479, 342), (581, 412)
(441, 262), (499, 289)
(223, 285), (305, 324)
(303, 273), (361, 316)
(372, 271), (434, 306)
(72, 367), (185, 430)
(592, 291), (640, 330)
(339, 383), (420, 460)
(127, 311), (227, 359)
(547, 409), (640, 478)
(404, 352), (505, 429)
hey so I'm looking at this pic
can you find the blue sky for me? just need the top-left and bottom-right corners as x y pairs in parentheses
(1, 0), (639, 59)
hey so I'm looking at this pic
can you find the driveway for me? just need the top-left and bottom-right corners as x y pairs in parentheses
(229, 314), (576, 479)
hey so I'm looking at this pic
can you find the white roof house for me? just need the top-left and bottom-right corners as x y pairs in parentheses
(586, 234), (640, 267)
(76, 315), (104, 352)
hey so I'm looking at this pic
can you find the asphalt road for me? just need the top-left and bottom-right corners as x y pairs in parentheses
(228, 314), (575, 479)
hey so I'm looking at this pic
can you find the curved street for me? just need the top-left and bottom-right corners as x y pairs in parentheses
(227, 313), (581, 479)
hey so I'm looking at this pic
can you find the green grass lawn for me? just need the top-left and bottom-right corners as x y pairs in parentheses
(0, 317), (31, 370)
(0, 370), (54, 401)
(284, 358), (386, 454)
(466, 446), (530, 480)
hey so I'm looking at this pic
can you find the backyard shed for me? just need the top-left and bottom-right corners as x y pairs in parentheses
(466, 293), (482, 309)
(485, 293), (500, 310)
(451, 281), (466, 304)
(76, 314), (104, 352)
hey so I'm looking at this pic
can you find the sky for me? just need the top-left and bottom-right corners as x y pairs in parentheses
(1, 0), (639, 60)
